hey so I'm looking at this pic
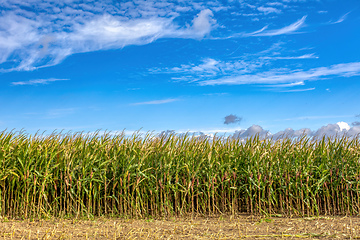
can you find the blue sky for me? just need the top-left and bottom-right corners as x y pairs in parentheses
(0, 0), (360, 137)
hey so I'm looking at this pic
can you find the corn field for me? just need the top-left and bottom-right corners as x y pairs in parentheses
(0, 129), (360, 219)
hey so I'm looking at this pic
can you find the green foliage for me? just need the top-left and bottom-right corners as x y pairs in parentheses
(0, 129), (360, 218)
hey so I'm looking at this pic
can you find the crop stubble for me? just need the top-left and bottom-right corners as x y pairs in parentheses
(1, 215), (360, 239)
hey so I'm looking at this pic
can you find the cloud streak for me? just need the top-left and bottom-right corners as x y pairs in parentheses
(330, 12), (351, 24)
(246, 16), (307, 37)
(131, 98), (179, 105)
(278, 87), (315, 93)
(199, 62), (360, 85)
(261, 53), (318, 60)
(11, 78), (69, 86)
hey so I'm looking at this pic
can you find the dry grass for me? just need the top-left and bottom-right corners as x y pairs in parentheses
(1, 215), (360, 239)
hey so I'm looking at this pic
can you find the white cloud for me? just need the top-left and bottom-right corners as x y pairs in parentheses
(272, 127), (312, 139)
(238, 125), (270, 139)
(230, 123), (359, 139)
(312, 123), (345, 138)
(331, 12), (351, 24)
(156, 57), (265, 80)
(347, 126), (360, 137)
(11, 78), (69, 86)
(278, 87), (315, 92)
(267, 81), (305, 87)
(272, 123), (358, 140)
(267, 2), (285, 7)
(257, 6), (282, 15)
(190, 9), (216, 37)
(261, 53), (318, 60)
(247, 15), (307, 37)
(0, 1), (217, 72)
(125, 123), (360, 139)
(337, 121), (350, 131)
(199, 62), (360, 85)
(131, 98), (179, 105)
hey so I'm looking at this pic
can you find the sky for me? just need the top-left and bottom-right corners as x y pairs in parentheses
(0, 0), (360, 138)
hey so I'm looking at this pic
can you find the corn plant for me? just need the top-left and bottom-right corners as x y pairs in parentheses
(0, 129), (359, 218)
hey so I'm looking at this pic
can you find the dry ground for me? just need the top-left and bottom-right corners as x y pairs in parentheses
(1, 215), (360, 239)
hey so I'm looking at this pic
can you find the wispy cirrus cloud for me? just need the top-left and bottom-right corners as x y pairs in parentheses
(200, 62), (360, 85)
(152, 57), (265, 79)
(278, 87), (315, 93)
(0, 0), (323, 72)
(246, 16), (307, 37)
(330, 12), (351, 24)
(154, 52), (360, 88)
(0, 0), (219, 72)
(260, 53), (318, 60)
(131, 98), (179, 105)
(11, 78), (69, 86)
(266, 81), (305, 88)
(215, 15), (308, 40)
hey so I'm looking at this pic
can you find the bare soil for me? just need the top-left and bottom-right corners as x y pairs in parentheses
(1, 215), (360, 239)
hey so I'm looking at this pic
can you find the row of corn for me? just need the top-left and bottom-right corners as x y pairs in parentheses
(0, 130), (360, 218)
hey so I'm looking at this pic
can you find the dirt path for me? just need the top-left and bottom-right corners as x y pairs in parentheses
(1, 215), (360, 239)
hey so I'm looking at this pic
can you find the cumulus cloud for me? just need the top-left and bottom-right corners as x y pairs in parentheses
(270, 123), (359, 140)
(190, 9), (216, 37)
(337, 121), (350, 131)
(11, 78), (69, 86)
(347, 126), (360, 137)
(163, 122), (360, 140)
(272, 127), (312, 139)
(242, 125), (269, 138)
(232, 122), (360, 140)
(313, 123), (344, 138)
(224, 114), (242, 125)
(232, 125), (269, 139)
